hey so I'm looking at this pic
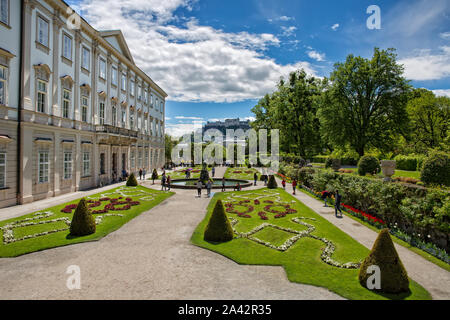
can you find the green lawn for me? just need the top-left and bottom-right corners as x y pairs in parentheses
(319, 167), (422, 181)
(191, 187), (431, 300)
(157, 167), (214, 180)
(0, 185), (173, 257)
(224, 167), (260, 180)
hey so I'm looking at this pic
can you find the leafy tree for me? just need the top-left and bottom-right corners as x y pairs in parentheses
(318, 48), (410, 157)
(406, 89), (449, 152)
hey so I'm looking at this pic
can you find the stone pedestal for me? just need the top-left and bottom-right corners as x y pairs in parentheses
(381, 160), (396, 181)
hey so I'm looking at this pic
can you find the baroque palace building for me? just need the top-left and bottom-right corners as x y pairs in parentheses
(0, 0), (166, 208)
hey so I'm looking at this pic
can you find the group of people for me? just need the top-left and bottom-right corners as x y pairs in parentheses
(160, 171), (171, 191)
(138, 168), (147, 180)
(197, 179), (214, 198)
(280, 178), (298, 195)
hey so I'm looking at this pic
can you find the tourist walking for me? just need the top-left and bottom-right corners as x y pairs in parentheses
(335, 190), (343, 218)
(282, 179), (286, 190)
(221, 177), (226, 192)
(206, 179), (212, 197)
(196, 179), (202, 197)
(212, 167), (215, 177)
(322, 190), (331, 207)
(161, 173), (167, 191)
(143, 169), (146, 180)
(139, 168), (143, 180)
(254, 172), (258, 186)
(264, 175), (268, 186)
(292, 179), (297, 195)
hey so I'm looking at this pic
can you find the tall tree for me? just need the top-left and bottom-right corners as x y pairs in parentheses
(406, 89), (449, 152)
(318, 48), (410, 157)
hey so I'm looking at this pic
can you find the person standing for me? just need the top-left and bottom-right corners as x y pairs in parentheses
(254, 172), (258, 186)
(161, 173), (167, 191)
(221, 177), (226, 192)
(335, 190), (343, 217)
(212, 167), (215, 177)
(206, 179), (212, 197)
(292, 179), (297, 195)
(282, 179), (286, 190)
(139, 168), (143, 180)
(264, 175), (268, 186)
(197, 179), (202, 197)
(167, 175), (171, 191)
(143, 168), (146, 180)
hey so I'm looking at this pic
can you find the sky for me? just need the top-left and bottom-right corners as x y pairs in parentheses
(66, 0), (450, 137)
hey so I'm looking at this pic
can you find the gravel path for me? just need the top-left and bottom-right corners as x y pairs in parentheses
(0, 170), (342, 300)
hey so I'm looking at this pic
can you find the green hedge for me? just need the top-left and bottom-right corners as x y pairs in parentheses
(313, 155), (358, 166)
(420, 151), (450, 186)
(312, 155), (329, 163)
(394, 154), (426, 171)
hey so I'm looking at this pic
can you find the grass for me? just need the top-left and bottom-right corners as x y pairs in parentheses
(297, 187), (450, 272)
(0, 185), (174, 257)
(191, 187), (431, 300)
(160, 167), (213, 180)
(224, 167), (260, 180)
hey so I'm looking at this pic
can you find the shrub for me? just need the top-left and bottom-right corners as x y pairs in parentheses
(359, 229), (409, 293)
(325, 158), (341, 171)
(298, 167), (315, 184)
(260, 174), (268, 182)
(420, 151), (450, 186)
(312, 155), (329, 163)
(394, 154), (426, 171)
(69, 198), (96, 236)
(204, 200), (234, 242)
(267, 175), (278, 189)
(358, 156), (380, 176)
(126, 173), (138, 186)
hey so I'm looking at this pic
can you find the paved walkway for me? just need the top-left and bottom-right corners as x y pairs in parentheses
(270, 174), (450, 300)
(0, 170), (341, 300)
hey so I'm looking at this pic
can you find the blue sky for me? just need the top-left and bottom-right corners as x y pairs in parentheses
(67, 0), (450, 136)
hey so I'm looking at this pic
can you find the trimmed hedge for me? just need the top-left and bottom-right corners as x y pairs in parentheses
(204, 200), (234, 242)
(394, 154), (426, 171)
(69, 198), (96, 236)
(312, 155), (329, 163)
(126, 173), (138, 186)
(420, 151), (450, 186)
(358, 156), (380, 176)
(359, 229), (409, 293)
(325, 158), (341, 171)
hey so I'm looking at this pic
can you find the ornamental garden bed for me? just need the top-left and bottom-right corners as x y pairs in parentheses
(191, 188), (431, 300)
(0, 186), (173, 257)
(224, 167), (260, 181)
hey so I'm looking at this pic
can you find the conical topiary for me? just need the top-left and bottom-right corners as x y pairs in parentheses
(358, 228), (409, 293)
(69, 198), (96, 236)
(267, 175), (278, 189)
(204, 200), (234, 242)
(126, 173), (138, 186)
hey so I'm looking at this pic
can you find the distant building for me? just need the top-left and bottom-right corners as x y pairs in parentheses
(203, 118), (251, 135)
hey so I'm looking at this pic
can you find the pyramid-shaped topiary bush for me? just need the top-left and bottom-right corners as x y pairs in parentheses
(69, 198), (96, 236)
(358, 228), (409, 293)
(267, 175), (278, 189)
(126, 173), (138, 186)
(204, 200), (234, 242)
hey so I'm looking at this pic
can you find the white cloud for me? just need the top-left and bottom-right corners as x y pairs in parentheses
(307, 50), (326, 62)
(268, 16), (294, 23)
(175, 116), (203, 120)
(75, 0), (317, 102)
(280, 26), (297, 37)
(331, 23), (339, 31)
(432, 89), (450, 97)
(399, 46), (450, 81)
(440, 32), (450, 40)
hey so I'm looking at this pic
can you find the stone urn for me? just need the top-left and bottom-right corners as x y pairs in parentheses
(380, 160), (396, 181)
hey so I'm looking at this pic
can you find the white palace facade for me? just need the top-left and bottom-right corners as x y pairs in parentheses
(0, 0), (167, 208)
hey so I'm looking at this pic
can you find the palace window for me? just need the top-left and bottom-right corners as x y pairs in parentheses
(100, 153), (105, 174)
(122, 109), (126, 127)
(130, 113), (134, 129)
(121, 73), (126, 91)
(62, 89), (70, 118)
(150, 94), (153, 107)
(37, 16), (49, 47)
(112, 104), (117, 126)
(99, 101), (105, 125)
(37, 80), (47, 113)
(111, 67), (118, 86)
(0, 152), (5, 188)
(82, 152), (90, 177)
(130, 151), (135, 168)
(144, 90), (148, 104)
(138, 116), (141, 130)
(99, 58), (106, 80)
(81, 96), (88, 122)
(82, 47), (90, 71)
(62, 33), (72, 60)
(38, 151), (49, 183)
(63, 151), (72, 179)
(0, 66), (6, 105)
(130, 79), (135, 96)
(138, 85), (142, 100)
(0, 0), (8, 25)
(138, 150), (142, 168)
